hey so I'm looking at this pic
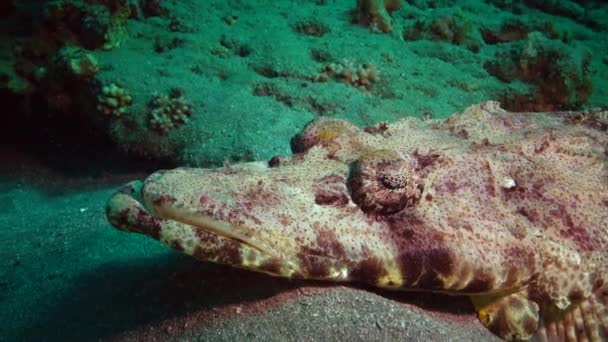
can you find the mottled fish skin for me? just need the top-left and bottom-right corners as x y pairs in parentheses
(107, 102), (608, 341)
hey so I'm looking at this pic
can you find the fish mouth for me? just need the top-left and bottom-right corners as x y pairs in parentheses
(107, 178), (270, 255)
(153, 202), (281, 258)
(138, 170), (298, 261)
(146, 196), (353, 280)
(103, 177), (300, 277)
(109, 170), (350, 281)
(154, 203), (351, 280)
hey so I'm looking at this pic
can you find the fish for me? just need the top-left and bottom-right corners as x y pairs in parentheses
(107, 102), (608, 341)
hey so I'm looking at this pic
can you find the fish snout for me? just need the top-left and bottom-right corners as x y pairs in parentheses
(106, 181), (163, 239)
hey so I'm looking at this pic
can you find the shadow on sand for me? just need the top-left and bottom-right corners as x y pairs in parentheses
(20, 253), (301, 341)
(21, 250), (478, 341)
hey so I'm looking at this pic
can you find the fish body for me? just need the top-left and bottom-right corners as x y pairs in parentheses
(107, 102), (608, 341)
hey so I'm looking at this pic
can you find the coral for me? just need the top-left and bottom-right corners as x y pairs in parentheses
(79, 4), (114, 49)
(42, 0), (130, 50)
(46, 46), (99, 80)
(480, 18), (577, 46)
(402, 13), (479, 51)
(293, 19), (330, 37)
(65, 51), (99, 78)
(101, 3), (130, 50)
(487, 32), (593, 111)
(148, 88), (193, 134)
(97, 83), (132, 117)
(25, 46), (100, 112)
(430, 15), (473, 46)
(318, 60), (379, 91)
(355, 0), (403, 33)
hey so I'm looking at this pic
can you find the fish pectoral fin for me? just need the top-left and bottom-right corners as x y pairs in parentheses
(471, 291), (539, 341)
(536, 285), (608, 342)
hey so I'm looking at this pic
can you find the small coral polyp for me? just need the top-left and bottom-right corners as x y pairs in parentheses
(320, 60), (379, 91)
(97, 83), (132, 117)
(148, 89), (193, 134)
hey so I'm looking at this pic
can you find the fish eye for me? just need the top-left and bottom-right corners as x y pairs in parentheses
(291, 118), (362, 154)
(348, 149), (423, 214)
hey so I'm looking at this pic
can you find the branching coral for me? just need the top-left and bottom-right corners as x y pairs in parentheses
(149, 88), (193, 134)
(318, 60), (380, 91)
(97, 83), (132, 117)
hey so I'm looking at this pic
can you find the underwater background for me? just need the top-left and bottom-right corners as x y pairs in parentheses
(0, 0), (606, 341)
